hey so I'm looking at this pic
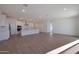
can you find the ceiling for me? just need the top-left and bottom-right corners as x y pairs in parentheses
(0, 4), (79, 20)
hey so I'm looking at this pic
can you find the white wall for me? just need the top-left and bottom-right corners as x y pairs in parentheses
(27, 5), (79, 36)
(53, 16), (79, 36)
(41, 20), (53, 33)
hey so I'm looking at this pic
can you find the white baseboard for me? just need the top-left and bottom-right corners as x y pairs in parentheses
(46, 39), (79, 54)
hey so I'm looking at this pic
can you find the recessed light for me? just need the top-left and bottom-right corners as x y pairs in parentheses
(22, 9), (25, 12)
(64, 8), (67, 11)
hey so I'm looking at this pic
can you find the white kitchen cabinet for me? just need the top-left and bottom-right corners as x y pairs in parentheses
(0, 26), (9, 41)
(0, 14), (9, 41)
(0, 15), (7, 26)
(21, 27), (39, 36)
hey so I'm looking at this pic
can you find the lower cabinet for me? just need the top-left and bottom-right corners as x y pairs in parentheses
(0, 26), (9, 41)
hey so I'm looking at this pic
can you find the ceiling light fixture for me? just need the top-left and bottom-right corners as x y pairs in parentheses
(64, 8), (67, 11)
(22, 9), (26, 12)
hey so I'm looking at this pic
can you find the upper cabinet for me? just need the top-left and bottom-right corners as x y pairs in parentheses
(0, 15), (8, 26)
